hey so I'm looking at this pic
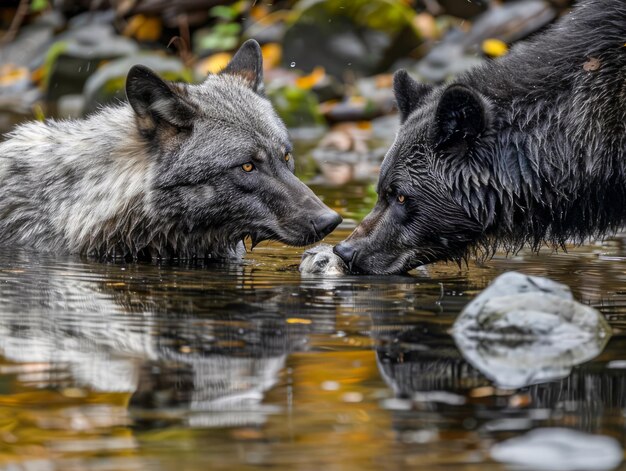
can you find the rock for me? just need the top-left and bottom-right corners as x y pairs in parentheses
(413, 0), (557, 83)
(281, 0), (421, 79)
(243, 15), (287, 45)
(120, 0), (223, 29)
(82, 54), (189, 115)
(370, 114), (400, 141)
(299, 244), (348, 275)
(320, 75), (395, 123)
(67, 9), (117, 29)
(57, 94), (85, 119)
(310, 74), (344, 103)
(0, 23), (55, 71)
(311, 123), (385, 184)
(452, 272), (611, 389)
(436, 0), (489, 18)
(413, 35), (485, 83)
(0, 87), (43, 134)
(267, 85), (324, 128)
(491, 428), (623, 471)
(44, 25), (139, 102)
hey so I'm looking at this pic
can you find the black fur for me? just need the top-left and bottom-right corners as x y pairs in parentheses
(335, 0), (626, 274)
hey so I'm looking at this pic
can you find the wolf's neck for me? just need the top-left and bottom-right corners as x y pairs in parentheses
(51, 107), (157, 256)
(478, 132), (626, 254)
(56, 107), (241, 260)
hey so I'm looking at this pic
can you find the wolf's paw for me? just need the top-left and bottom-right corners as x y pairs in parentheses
(299, 244), (348, 275)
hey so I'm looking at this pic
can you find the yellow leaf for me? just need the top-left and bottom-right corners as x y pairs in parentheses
(0, 65), (28, 86)
(196, 52), (233, 75)
(295, 66), (325, 90)
(286, 318), (312, 324)
(482, 38), (508, 57)
(123, 15), (162, 42)
(261, 43), (282, 70)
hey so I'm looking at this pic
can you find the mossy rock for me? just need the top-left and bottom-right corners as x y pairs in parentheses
(282, 0), (421, 78)
(267, 85), (325, 128)
(82, 54), (191, 116)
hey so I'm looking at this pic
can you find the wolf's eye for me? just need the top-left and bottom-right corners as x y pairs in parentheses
(397, 194), (406, 204)
(242, 162), (255, 172)
(285, 152), (291, 162)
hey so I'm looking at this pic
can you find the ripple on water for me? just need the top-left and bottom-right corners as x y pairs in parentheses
(0, 221), (625, 469)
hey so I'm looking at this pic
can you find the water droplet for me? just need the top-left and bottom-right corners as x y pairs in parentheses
(290, 62), (296, 68)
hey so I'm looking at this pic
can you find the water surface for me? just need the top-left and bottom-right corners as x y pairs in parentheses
(0, 179), (625, 470)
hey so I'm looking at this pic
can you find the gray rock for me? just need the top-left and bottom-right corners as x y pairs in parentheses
(243, 17), (287, 45)
(452, 272), (611, 388)
(0, 25), (55, 70)
(414, 37), (484, 83)
(45, 25), (139, 101)
(281, 0), (420, 78)
(57, 94), (85, 119)
(0, 87), (43, 134)
(299, 244), (348, 275)
(414, 0), (556, 83)
(491, 428), (623, 471)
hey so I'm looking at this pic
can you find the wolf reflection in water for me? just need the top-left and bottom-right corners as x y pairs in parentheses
(0, 253), (624, 444)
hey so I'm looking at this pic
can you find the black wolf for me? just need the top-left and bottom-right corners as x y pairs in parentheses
(0, 40), (341, 260)
(335, 0), (626, 274)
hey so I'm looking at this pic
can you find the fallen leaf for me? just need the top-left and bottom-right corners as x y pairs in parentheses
(124, 14), (162, 42)
(261, 43), (282, 70)
(0, 64), (28, 86)
(482, 38), (508, 57)
(296, 66), (325, 90)
(196, 52), (232, 75)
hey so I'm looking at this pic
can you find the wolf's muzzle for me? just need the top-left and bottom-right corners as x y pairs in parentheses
(333, 241), (357, 270)
(312, 211), (342, 239)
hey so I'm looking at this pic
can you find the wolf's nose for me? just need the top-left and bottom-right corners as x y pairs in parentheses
(312, 211), (342, 239)
(333, 242), (356, 266)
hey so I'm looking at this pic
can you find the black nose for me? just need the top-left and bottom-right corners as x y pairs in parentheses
(333, 241), (357, 265)
(312, 211), (342, 239)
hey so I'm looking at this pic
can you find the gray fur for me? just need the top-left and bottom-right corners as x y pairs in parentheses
(0, 40), (340, 260)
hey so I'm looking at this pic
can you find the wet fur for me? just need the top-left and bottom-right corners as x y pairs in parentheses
(339, 0), (626, 274)
(454, 0), (626, 257)
(0, 41), (338, 260)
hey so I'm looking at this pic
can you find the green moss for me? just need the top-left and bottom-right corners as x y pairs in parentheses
(268, 85), (325, 128)
(42, 41), (68, 89)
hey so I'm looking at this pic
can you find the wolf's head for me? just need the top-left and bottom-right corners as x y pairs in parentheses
(125, 40), (341, 252)
(334, 70), (494, 274)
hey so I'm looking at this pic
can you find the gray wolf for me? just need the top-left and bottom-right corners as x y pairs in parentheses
(0, 40), (341, 260)
(335, 0), (626, 274)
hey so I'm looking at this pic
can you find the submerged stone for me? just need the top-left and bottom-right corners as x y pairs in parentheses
(299, 244), (348, 275)
(452, 272), (611, 389)
(491, 428), (623, 471)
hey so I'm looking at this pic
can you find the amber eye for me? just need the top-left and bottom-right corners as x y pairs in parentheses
(242, 162), (255, 172)
(397, 194), (406, 204)
(285, 152), (291, 162)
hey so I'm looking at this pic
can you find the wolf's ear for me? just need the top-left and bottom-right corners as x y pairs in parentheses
(126, 65), (197, 136)
(220, 39), (264, 94)
(393, 69), (431, 124)
(432, 84), (487, 150)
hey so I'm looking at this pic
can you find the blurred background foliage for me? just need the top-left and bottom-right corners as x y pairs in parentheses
(0, 0), (573, 186)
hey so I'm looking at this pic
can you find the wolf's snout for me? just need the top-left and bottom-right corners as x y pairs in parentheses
(333, 241), (357, 268)
(312, 211), (342, 239)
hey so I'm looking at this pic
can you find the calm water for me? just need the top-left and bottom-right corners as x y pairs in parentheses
(0, 177), (626, 470)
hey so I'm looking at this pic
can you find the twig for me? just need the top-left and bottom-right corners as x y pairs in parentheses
(1, 0), (30, 46)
